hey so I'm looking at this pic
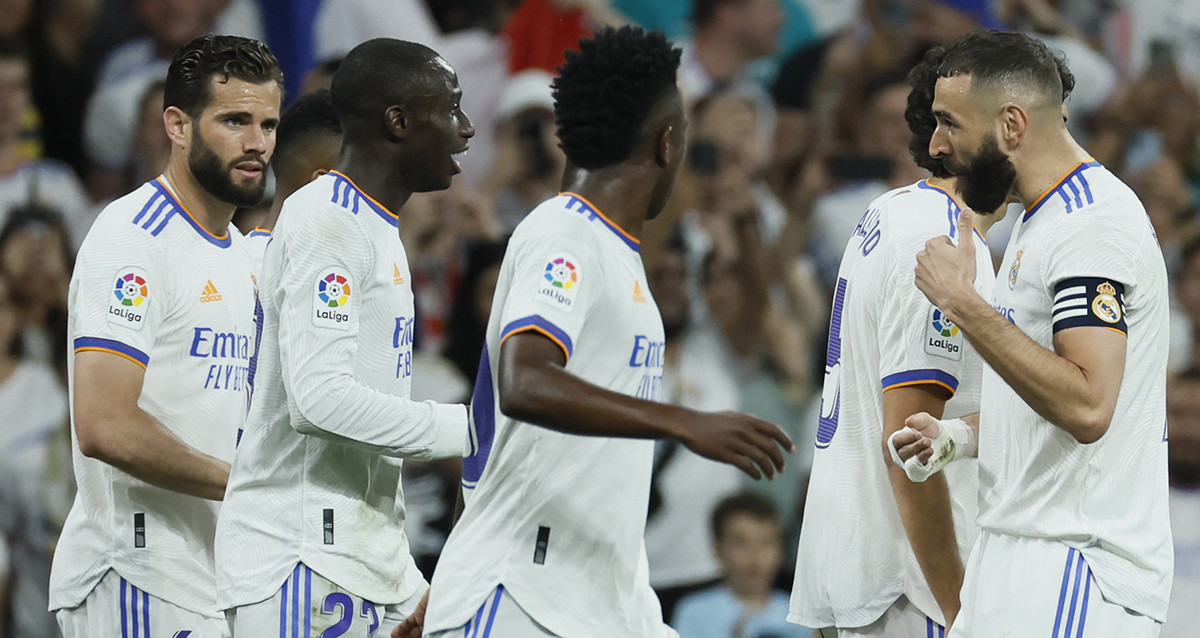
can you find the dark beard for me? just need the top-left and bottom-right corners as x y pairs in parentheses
(189, 132), (266, 207)
(955, 135), (1016, 214)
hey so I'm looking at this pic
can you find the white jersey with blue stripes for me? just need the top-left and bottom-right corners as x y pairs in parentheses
(979, 161), (1173, 621)
(215, 171), (467, 611)
(50, 176), (258, 617)
(790, 180), (993, 629)
(424, 193), (671, 637)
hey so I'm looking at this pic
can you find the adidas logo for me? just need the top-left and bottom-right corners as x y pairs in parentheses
(633, 280), (646, 303)
(200, 280), (223, 303)
(393, 264), (405, 285)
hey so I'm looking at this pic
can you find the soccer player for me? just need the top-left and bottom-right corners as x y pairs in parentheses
(421, 26), (793, 638)
(243, 89), (342, 415)
(906, 31), (1172, 636)
(788, 45), (1010, 636)
(215, 38), (474, 637)
(244, 88), (342, 270)
(49, 35), (281, 637)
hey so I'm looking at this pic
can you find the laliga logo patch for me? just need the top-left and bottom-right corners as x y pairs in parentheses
(313, 268), (353, 330)
(108, 267), (149, 329)
(535, 252), (581, 313)
(1091, 281), (1121, 324)
(925, 306), (962, 361)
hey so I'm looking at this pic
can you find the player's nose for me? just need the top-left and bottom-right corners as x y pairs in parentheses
(929, 128), (950, 159)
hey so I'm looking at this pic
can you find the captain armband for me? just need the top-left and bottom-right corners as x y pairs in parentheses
(1051, 278), (1127, 334)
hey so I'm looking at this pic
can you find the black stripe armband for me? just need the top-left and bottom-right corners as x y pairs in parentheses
(1051, 277), (1127, 334)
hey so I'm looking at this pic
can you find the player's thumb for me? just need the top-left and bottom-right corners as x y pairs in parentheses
(905, 411), (934, 431)
(957, 208), (976, 255)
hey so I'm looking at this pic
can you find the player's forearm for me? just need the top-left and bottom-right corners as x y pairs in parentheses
(78, 411), (230, 500)
(290, 371), (468, 459)
(887, 466), (963, 624)
(950, 295), (1112, 442)
(883, 386), (963, 623)
(498, 356), (682, 440)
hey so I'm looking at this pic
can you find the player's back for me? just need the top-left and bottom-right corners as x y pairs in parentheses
(216, 171), (431, 609)
(980, 161), (1172, 620)
(425, 193), (669, 637)
(51, 177), (256, 616)
(790, 181), (991, 629)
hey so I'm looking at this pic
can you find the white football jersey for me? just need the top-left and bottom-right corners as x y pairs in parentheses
(243, 227), (270, 416)
(244, 227), (271, 275)
(424, 193), (671, 637)
(979, 161), (1172, 620)
(790, 181), (992, 628)
(50, 176), (258, 616)
(215, 171), (467, 610)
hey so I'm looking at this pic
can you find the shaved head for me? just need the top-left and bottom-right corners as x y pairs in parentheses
(936, 30), (1069, 114)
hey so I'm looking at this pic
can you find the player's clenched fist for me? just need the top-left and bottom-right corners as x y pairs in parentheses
(679, 412), (794, 480)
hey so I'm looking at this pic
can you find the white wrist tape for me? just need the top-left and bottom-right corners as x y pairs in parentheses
(888, 418), (976, 483)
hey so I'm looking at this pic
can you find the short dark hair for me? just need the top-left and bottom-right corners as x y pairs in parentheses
(907, 46), (953, 178)
(330, 38), (441, 133)
(163, 35), (284, 117)
(711, 491), (778, 541)
(936, 31), (1068, 106)
(553, 26), (681, 170)
(272, 89), (341, 180)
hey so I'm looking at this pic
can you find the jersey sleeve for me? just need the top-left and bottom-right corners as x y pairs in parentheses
(1041, 206), (1139, 335)
(494, 230), (599, 362)
(70, 223), (169, 370)
(276, 205), (467, 460)
(877, 208), (966, 396)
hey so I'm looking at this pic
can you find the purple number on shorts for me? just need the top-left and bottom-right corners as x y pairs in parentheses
(321, 592), (354, 637)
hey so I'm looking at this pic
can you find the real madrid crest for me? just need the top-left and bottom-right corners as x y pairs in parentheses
(1008, 249), (1023, 290)
(1091, 281), (1121, 324)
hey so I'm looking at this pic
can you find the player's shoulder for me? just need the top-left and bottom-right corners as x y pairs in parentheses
(1042, 163), (1148, 231)
(869, 180), (961, 247)
(280, 171), (395, 236)
(83, 180), (176, 250)
(510, 194), (603, 251)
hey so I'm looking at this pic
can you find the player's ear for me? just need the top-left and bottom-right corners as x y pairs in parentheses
(385, 105), (410, 141)
(1000, 103), (1027, 148)
(655, 125), (674, 168)
(163, 106), (190, 149)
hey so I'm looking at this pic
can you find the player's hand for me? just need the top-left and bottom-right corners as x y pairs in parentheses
(680, 411), (794, 480)
(392, 589), (429, 638)
(915, 207), (978, 322)
(895, 412), (941, 465)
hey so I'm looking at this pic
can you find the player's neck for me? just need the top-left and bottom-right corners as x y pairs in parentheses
(334, 147), (411, 216)
(560, 167), (650, 242)
(163, 160), (237, 235)
(1012, 129), (1092, 209)
(928, 175), (1003, 238)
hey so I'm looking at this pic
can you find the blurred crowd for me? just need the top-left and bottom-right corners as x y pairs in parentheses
(2, 0), (1200, 636)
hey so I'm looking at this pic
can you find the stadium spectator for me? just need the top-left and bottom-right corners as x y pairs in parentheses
(0, 39), (91, 245)
(1163, 368), (1200, 638)
(673, 492), (816, 638)
(0, 204), (73, 369)
(0, 270), (70, 638)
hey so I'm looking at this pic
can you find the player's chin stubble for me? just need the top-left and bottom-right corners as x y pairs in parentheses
(189, 134), (267, 207)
